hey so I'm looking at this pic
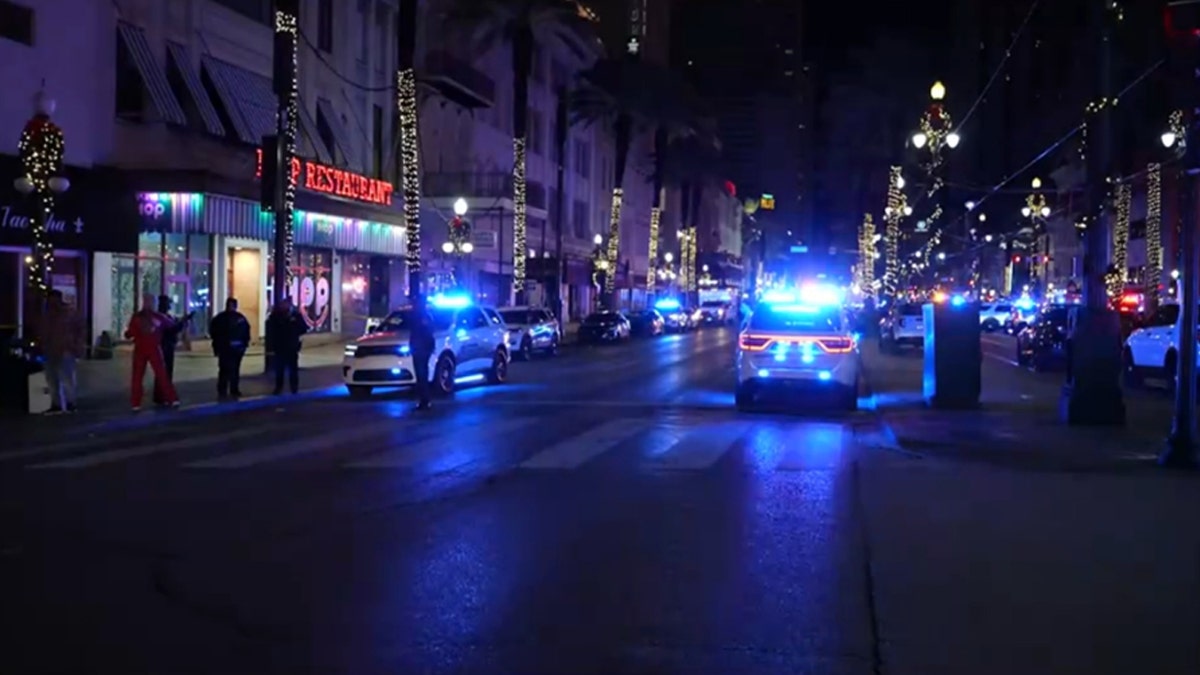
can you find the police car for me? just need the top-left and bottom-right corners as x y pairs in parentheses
(498, 306), (561, 360)
(735, 285), (861, 411)
(342, 293), (511, 399)
(654, 298), (694, 332)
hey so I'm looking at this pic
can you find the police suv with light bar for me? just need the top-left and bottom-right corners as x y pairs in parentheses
(342, 293), (511, 399)
(735, 286), (861, 410)
(654, 298), (694, 332)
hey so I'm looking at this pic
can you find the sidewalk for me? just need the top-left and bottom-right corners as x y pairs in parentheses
(862, 339), (1172, 469)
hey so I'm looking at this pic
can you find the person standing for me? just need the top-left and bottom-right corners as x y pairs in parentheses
(266, 297), (307, 395)
(36, 289), (85, 415)
(125, 294), (178, 411)
(153, 295), (191, 407)
(209, 297), (250, 399)
(408, 294), (435, 411)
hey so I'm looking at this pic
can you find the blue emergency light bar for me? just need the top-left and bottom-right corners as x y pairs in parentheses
(429, 292), (472, 309)
(761, 290), (798, 304)
(1015, 296), (1035, 310)
(654, 298), (681, 311)
(798, 283), (844, 307)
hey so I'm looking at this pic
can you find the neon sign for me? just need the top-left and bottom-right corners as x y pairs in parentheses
(255, 149), (394, 207)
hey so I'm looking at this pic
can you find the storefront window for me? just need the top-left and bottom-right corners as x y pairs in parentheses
(111, 255), (137, 337)
(139, 258), (163, 304)
(138, 232), (162, 259)
(341, 253), (372, 335)
(189, 262), (211, 336)
(267, 247), (333, 333)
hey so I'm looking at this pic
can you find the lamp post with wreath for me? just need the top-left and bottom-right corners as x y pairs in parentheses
(440, 197), (475, 290)
(14, 89), (70, 303)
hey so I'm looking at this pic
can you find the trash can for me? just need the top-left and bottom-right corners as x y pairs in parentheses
(0, 334), (47, 414)
(922, 299), (982, 409)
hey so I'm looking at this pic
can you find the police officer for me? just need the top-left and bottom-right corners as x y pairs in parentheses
(409, 293), (435, 411)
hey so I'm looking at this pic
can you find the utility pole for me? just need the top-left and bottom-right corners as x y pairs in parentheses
(1061, 0), (1126, 426)
(264, 0), (299, 372)
(552, 88), (568, 320)
(1161, 0), (1200, 468)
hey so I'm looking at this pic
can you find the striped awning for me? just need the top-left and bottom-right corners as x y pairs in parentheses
(201, 56), (256, 143)
(117, 22), (187, 126)
(297, 103), (334, 164)
(316, 98), (362, 172)
(165, 42), (225, 136)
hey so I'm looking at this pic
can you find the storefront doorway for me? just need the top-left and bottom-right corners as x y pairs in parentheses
(228, 247), (262, 340)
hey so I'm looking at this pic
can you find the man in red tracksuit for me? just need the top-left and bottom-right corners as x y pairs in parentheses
(125, 295), (180, 411)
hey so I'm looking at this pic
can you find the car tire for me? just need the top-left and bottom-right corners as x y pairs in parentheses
(1122, 348), (1143, 388)
(433, 355), (456, 397)
(487, 349), (508, 384)
(1163, 350), (1178, 393)
(546, 335), (559, 356)
(347, 385), (372, 400)
(982, 318), (1000, 332)
(518, 337), (533, 361)
(735, 386), (753, 411)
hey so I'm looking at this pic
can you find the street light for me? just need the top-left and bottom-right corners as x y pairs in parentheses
(1162, 130), (1178, 148)
(985, 234), (993, 243)
(1031, 177), (1043, 189)
(911, 132), (928, 149)
(1040, 206), (1051, 218)
(965, 200), (976, 210)
(937, 252), (946, 261)
(1021, 206), (1032, 218)
(946, 132), (961, 148)
(664, 252), (673, 263)
(594, 233), (603, 246)
(903, 205), (913, 216)
(930, 80), (946, 101)
(461, 242), (474, 254)
(441, 241), (454, 254)
(453, 197), (468, 217)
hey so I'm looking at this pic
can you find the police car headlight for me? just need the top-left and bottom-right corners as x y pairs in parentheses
(344, 344), (358, 357)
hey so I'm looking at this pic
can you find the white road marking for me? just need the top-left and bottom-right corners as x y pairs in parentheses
(520, 419), (651, 470)
(183, 420), (414, 469)
(343, 418), (529, 469)
(647, 421), (751, 470)
(26, 427), (268, 470)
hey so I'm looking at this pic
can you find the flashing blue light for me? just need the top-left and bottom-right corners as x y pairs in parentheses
(769, 303), (823, 314)
(390, 367), (402, 375)
(761, 290), (797, 304)
(950, 295), (966, 307)
(398, 344), (411, 355)
(798, 283), (844, 307)
(455, 373), (486, 385)
(757, 369), (770, 378)
(455, 328), (469, 339)
(430, 293), (472, 309)
(818, 370), (832, 381)
(1015, 296), (1036, 310)
(655, 298), (681, 311)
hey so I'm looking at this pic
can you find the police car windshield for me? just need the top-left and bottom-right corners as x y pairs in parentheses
(500, 309), (540, 325)
(378, 308), (455, 332)
(750, 306), (844, 333)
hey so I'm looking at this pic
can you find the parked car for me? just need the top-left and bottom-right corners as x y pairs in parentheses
(979, 303), (1013, 332)
(498, 306), (561, 360)
(1016, 305), (1071, 371)
(880, 303), (925, 352)
(626, 309), (665, 337)
(577, 311), (631, 344)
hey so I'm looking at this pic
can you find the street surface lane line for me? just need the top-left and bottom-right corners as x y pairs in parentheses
(342, 418), (529, 469)
(25, 427), (268, 470)
(182, 419), (416, 469)
(647, 421), (751, 470)
(520, 418), (651, 470)
(774, 423), (849, 470)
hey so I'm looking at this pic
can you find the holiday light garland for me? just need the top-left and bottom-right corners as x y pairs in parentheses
(685, 226), (698, 293)
(275, 9), (299, 288)
(882, 166), (904, 297)
(1106, 182), (1131, 297)
(512, 136), (528, 299)
(17, 111), (65, 295)
(397, 66), (422, 285)
(1146, 162), (1163, 304)
(857, 213), (875, 294)
(603, 187), (624, 302)
(646, 205), (661, 294)
(677, 228), (690, 292)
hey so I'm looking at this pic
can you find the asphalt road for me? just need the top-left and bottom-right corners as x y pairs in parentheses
(2, 328), (1198, 675)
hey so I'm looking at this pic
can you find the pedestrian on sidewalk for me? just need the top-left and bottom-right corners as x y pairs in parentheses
(210, 297), (250, 399)
(409, 293), (435, 411)
(36, 289), (85, 415)
(153, 294), (192, 407)
(266, 297), (307, 395)
(125, 294), (179, 411)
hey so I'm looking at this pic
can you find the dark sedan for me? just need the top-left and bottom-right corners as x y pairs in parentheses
(577, 311), (632, 344)
(1016, 305), (1071, 371)
(626, 309), (665, 337)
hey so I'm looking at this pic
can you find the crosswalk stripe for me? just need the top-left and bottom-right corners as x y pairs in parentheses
(520, 418), (651, 470)
(647, 421), (751, 470)
(773, 424), (848, 470)
(25, 426), (270, 470)
(342, 417), (529, 469)
(182, 419), (417, 469)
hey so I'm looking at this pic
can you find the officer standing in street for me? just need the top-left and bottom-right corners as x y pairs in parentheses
(409, 294), (435, 411)
(209, 297), (251, 399)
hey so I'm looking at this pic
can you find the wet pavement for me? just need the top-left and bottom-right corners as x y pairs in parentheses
(1, 328), (1198, 674)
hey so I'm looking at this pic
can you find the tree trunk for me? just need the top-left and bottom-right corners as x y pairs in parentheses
(647, 126), (666, 298)
(687, 183), (702, 305)
(553, 88), (569, 320)
(678, 182), (692, 294)
(397, 0), (422, 301)
(604, 113), (632, 310)
(511, 26), (534, 306)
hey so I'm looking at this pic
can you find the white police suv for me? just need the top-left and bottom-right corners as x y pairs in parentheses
(735, 285), (861, 410)
(342, 292), (510, 399)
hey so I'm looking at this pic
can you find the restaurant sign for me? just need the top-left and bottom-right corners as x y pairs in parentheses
(255, 149), (394, 207)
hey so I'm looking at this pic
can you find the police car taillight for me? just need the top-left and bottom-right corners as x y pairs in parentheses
(739, 334), (772, 351)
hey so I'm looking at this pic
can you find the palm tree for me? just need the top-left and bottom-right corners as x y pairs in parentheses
(397, 0), (422, 298)
(648, 115), (717, 297)
(571, 57), (695, 308)
(444, 0), (596, 304)
(661, 134), (722, 304)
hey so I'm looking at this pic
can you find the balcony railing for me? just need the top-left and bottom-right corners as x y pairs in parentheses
(422, 51), (495, 109)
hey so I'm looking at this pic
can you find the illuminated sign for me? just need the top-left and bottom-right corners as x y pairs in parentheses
(760, 193), (775, 210)
(255, 149), (394, 207)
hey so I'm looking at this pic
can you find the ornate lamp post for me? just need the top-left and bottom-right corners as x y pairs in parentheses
(590, 233), (608, 311)
(14, 89), (69, 300)
(440, 197), (474, 289)
(909, 81), (959, 281)
(1160, 100), (1196, 466)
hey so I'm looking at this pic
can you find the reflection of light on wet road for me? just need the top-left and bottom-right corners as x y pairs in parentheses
(742, 423), (846, 472)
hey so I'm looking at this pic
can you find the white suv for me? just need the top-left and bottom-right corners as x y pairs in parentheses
(880, 303), (925, 352)
(342, 294), (511, 399)
(1124, 302), (1195, 388)
(498, 306), (561, 360)
(979, 303), (1013, 332)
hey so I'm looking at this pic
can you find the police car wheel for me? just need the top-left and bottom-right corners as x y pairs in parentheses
(1122, 349), (1143, 388)
(546, 335), (559, 356)
(347, 385), (372, 400)
(519, 338), (533, 361)
(434, 357), (456, 396)
(487, 349), (508, 384)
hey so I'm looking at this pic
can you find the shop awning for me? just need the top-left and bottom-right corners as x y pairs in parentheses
(316, 98), (363, 172)
(200, 56), (256, 143)
(117, 22), (187, 126)
(166, 42), (225, 136)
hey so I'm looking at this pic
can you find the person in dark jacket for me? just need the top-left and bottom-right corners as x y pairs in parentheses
(266, 297), (308, 395)
(154, 295), (192, 406)
(209, 297), (251, 399)
(408, 294), (436, 411)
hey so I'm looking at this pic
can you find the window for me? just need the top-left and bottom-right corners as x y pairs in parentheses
(372, 104), (384, 178)
(572, 200), (588, 239)
(0, 1), (33, 45)
(317, 0), (334, 52)
(316, 100), (338, 164)
(527, 109), (544, 154)
(484, 308), (503, 326)
(573, 140), (591, 178)
(211, 0), (269, 24)
(750, 306), (843, 333)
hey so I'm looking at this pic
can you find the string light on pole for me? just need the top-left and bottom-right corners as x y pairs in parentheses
(857, 213), (876, 295)
(276, 8), (299, 289)
(603, 187), (624, 304)
(14, 89), (68, 296)
(646, 204), (661, 295)
(1146, 163), (1163, 305)
(396, 53), (422, 295)
(512, 137), (528, 301)
(1106, 181), (1131, 298)
(882, 166), (908, 298)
